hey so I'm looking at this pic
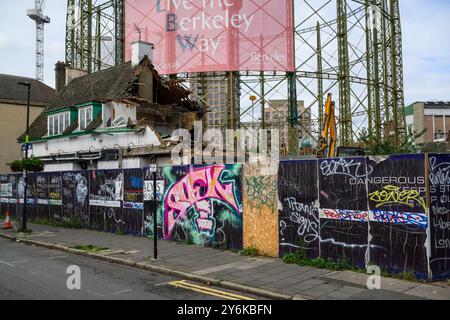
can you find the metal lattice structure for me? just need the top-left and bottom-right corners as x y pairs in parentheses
(65, 0), (406, 155)
(65, 0), (124, 73)
(27, 0), (51, 82)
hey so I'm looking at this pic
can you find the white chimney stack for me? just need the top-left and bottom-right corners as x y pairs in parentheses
(131, 41), (154, 67)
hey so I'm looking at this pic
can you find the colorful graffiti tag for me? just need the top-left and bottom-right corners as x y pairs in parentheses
(370, 210), (428, 228)
(367, 154), (428, 278)
(369, 185), (427, 211)
(163, 165), (243, 249)
(320, 209), (369, 223)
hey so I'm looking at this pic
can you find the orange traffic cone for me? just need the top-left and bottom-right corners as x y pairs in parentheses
(3, 211), (13, 229)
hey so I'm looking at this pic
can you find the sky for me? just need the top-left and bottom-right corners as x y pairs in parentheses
(0, 0), (449, 105)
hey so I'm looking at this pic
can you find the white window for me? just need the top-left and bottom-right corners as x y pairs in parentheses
(111, 115), (127, 127)
(48, 116), (54, 136)
(79, 107), (93, 130)
(48, 112), (70, 136)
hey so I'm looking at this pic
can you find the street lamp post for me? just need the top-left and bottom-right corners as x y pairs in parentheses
(18, 82), (31, 232)
(249, 96), (257, 153)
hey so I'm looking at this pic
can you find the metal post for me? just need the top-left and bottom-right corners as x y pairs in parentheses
(260, 72), (266, 130)
(381, 0), (391, 137)
(286, 0), (298, 157)
(390, 0), (406, 145)
(372, 2), (382, 141)
(317, 21), (324, 134)
(153, 168), (158, 260)
(95, 7), (101, 71)
(337, 0), (352, 146)
(18, 82), (31, 232)
(365, 0), (374, 135)
(87, 0), (93, 73)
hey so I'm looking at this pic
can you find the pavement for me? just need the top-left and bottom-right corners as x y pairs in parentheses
(1, 220), (450, 300)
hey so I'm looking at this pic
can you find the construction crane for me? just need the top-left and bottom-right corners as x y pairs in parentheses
(27, 0), (50, 82)
(317, 93), (337, 158)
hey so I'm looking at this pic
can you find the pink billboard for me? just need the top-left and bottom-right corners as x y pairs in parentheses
(125, 0), (295, 74)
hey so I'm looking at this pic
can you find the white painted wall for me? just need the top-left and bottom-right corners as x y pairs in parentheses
(122, 157), (151, 169)
(44, 163), (80, 172)
(424, 109), (450, 116)
(31, 127), (162, 159)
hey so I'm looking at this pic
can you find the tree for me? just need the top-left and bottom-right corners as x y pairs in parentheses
(10, 158), (44, 173)
(358, 127), (425, 156)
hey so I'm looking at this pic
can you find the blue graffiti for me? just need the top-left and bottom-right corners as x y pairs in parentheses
(130, 176), (143, 190)
(370, 210), (428, 229)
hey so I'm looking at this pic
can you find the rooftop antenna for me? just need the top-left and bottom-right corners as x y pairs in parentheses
(134, 23), (143, 41)
(27, 0), (51, 82)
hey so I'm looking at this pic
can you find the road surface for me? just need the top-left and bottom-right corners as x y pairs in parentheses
(0, 237), (262, 300)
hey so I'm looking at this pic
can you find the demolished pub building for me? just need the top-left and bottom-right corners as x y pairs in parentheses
(20, 41), (203, 172)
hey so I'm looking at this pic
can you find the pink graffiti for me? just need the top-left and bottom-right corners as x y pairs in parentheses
(320, 209), (370, 223)
(164, 165), (240, 239)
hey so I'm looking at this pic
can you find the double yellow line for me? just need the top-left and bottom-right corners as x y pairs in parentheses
(169, 280), (255, 300)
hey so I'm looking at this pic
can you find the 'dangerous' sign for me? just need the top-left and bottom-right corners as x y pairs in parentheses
(125, 0), (295, 74)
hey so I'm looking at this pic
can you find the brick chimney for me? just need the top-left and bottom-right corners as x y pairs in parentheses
(65, 68), (88, 85)
(55, 61), (69, 95)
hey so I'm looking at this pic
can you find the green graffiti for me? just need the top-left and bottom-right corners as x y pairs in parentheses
(245, 176), (277, 212)
(230, 163), (242, 178)
(217, 204), (241, 227)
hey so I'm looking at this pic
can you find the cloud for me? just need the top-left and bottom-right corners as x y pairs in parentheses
(402, 0), (450, 103)
(0, 0), (66, 84)
(0, 32), (11, 49)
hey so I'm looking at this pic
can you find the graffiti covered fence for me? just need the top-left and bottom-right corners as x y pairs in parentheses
(0, 164), (244, 251)
(367, 155), (428, 278)
(1, 155), (450, 280)
(275, 154), (450, 280)
(429, 154), (450, 280)
(278, 160), (320, 259)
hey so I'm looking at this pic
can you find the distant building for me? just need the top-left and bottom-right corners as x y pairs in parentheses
(21, 42), (203, 172)
(240, 100), (312, 156)
(405, 101), (450, 144)
(0, 74), (56, 173)
(265, 100), (312, 151)
(190, 72), (229, 129)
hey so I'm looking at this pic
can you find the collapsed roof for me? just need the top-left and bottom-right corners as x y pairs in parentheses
(20, 57), (203, 142)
